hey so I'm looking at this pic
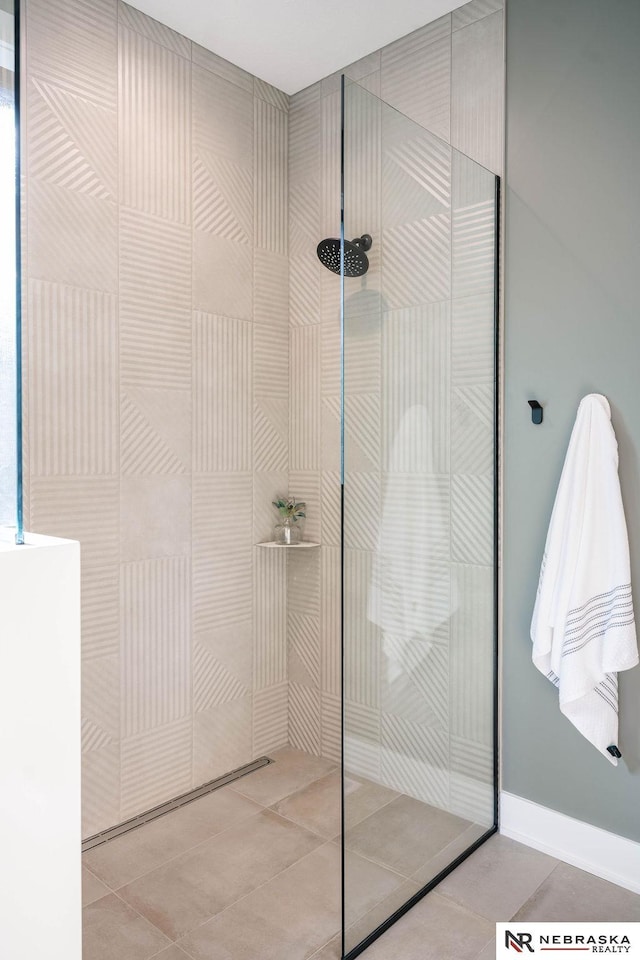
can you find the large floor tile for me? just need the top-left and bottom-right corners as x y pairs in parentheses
(436, 834), (558, 921)
(412, 823), (491, 887)
(344, 877), (421, 955)
(309, 937), (340, 959)
(179, 842), (340, 960)
(344, 847), (410, 928)
(358, 893), (493, 960)
(344, 774), (399, 830)
(83, 866), (111, 907)
(476, 938), (496, 959)
(230, 747), (335, 806)
(512, 861), (640, 922)
(345, 794), (471, 877)
(84, 787), (262, 889)
(272, 771), (340, 839)
(83, 893), (171, 960)
(150, 947), (193, 960)
(119, 810), (323, 940)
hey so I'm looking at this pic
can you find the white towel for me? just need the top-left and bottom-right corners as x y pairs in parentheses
(368, 404), (451, 684)
(531, 393), (639, 765)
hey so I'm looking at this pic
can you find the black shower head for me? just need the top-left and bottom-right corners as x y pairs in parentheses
(316, 234), (372, 277)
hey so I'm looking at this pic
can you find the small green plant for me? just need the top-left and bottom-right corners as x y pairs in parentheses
(272, 497), (306, 521)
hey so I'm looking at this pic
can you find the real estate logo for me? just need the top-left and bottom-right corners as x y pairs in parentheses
(505, 929), (534, 952)
(496, 923), (640, 957)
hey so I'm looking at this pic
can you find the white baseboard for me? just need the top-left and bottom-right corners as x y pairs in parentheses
(500, 791), (640, 895)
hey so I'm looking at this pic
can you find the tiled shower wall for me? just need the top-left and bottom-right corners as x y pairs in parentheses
(286, 0), (504, 806)
(22, 0), (290, 837)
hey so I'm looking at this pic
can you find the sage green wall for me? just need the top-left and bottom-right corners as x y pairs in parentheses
(503, 0), (640, 841)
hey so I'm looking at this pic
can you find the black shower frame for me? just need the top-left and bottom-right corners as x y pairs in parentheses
(338, 74), (501, 960)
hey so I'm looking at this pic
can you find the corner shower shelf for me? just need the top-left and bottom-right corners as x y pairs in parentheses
(256, 541), (320, 549)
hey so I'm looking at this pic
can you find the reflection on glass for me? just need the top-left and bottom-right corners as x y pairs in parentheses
(341, 77), (497, 956)
(0, 0), (19, 536)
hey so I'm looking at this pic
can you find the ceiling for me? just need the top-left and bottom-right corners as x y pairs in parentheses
(127, 0), (462, 95)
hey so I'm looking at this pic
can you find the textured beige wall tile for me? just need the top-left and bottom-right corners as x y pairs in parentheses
(254, 98), (288, 255)
(193, 696), (253, 785)
(381, 24), (451, 141)
(194, 620), (252, 712)
(27, 76), (117, 200)
(289, 681), (321, 756)
(254, 548), (287, 688)
(121, 386), (191, 476)
(254, 77), (289, 113)
(253, 249), (289, 326)
(82, 654), (120, 751)
(82, 741), (120, 837)
(81, 561), (120, 660)
(30, 476), (119, 565)
(193, 313), (252, 471)
(119, 23), (191, 223)
(193, 546), (253, 633)
(193, 232), (253, 319)
(121, 557), (192, 737)
(121, 718), (192, 818)
(321, 546), (341, 696)
(193, 149), (252, 242)
(120, 475), (191, 561)
(290, 325), (320, 471)
(253, 682), (289, 755)
(451, 11), (504, 174)
(28, 279), (118, 477)
(120, 208), (191, 390)
(28, 180), (118, 292)
(193, 64), (253, 166)
(119, 2), (191, 58)
(192, 43), (254, 92)
(193, 473), (252, 545)
(26, 0), (117, 109)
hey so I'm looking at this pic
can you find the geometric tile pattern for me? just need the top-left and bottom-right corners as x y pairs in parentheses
(381, 24), (452, 141)
(118, 25), (191, 224)
(451, 10), (504, 175)
(452, 0), (503, 31)
(121, 717), (192, 818)
(253, 682), (289, 756)
(118, 1), (192, 57)
(289, 681), (321, 755)
(381, 713), (450, 808)
(121, 557), (191, 737)
(452, 200), (496, 298)
(24, 0), (502, 836)
(27, 279), (118, 476)
(119, 208), (191, 390)
(452, 295), (496, 386)
(451, 474), (494, 565)
(27, 0), (117, 109)
(193, 313), (252, 472)
(27, 77), (117, 200)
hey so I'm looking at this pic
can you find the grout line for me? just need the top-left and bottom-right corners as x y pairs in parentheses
(172, 838), (341, 949)
(109, 886), (175, 944)
(85, 801), (265, 892)
(84, 754), (336, 891)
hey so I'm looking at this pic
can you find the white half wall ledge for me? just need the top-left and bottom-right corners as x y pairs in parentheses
(500, 791), (640, 896)
(0, 529), (82, 960)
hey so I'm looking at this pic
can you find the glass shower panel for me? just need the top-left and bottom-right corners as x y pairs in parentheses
(0, 0), (22, 540)
(341, 78), (498, 958)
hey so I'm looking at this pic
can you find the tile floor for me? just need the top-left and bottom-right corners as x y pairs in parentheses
(82, 748), (640, 960)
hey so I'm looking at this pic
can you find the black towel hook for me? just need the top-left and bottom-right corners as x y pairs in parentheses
(528, 400), (543, 424)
